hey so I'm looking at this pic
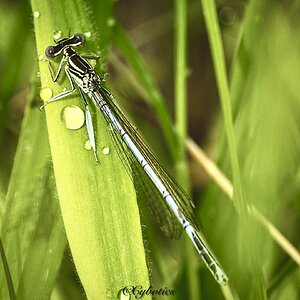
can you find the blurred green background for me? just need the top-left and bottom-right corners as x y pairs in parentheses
(0, 0), (300, 299)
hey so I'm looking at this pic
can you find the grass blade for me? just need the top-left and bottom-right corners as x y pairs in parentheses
(0, 78), (66, 299)
(31, 0), (150, 298)
(199, 0), (246, 216)
(199, 0), (267, 298)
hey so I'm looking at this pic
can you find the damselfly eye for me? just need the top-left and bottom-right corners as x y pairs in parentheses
(45, 46), (55, 59)
(74, 33), (85, 45)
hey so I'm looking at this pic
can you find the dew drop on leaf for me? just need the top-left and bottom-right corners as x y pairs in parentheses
(53, 30), (63, 40)
(33, 11), (40, 19)
(61, 105), (85, 130)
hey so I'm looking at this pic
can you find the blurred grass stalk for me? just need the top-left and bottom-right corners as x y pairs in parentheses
(200, 0), (266, 298)
(30, 0), (150, 298)
(174, 1), (202, 300)
(200, 0), (246, 220)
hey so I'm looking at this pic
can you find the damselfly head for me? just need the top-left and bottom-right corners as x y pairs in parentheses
(45, 33), (85, 59)
(55, 34), (85, 47)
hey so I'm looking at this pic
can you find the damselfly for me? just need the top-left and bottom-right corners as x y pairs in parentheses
(40, 33), (228, 285)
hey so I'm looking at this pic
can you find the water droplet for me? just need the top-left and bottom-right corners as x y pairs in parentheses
(62, 87), (67, 92)
(37, 71), (40, 77)
(33, 11), (40, 19)
(44, 78), (49, 83)
(102, 146), (110, 155)
(107, 18), (116, 27)
(38, 54), (45, 61)
(40, 87), (53, 101)
(219, 6), (236, 26)
(53, 30), (62, 40)
(61, 105), (85, 130)
(84, 31), (91, 38)
(85, 140), (92, 150)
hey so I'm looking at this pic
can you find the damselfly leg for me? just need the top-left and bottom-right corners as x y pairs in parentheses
(79, 88), (99, 163)
(39, 54), (100, 163)
(39, 69), (77, 110)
